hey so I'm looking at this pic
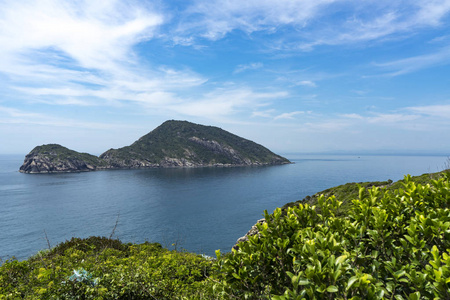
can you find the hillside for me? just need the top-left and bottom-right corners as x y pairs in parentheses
(100, 120), (290, 168)
(19, 120), (290, 173)
(281, 171), (444, 214)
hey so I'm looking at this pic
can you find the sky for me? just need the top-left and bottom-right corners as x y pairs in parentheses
(1, 0), (450, 155)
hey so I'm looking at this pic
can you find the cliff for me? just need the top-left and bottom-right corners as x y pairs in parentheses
(20, 120), (291, 173)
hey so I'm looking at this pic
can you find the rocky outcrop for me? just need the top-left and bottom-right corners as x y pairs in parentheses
(232, 218), (266, 251)
(189, 137), (254, 165)
(20, 155), (95, 173)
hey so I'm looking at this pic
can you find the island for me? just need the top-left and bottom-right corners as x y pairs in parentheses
(19, 120), (291, 173)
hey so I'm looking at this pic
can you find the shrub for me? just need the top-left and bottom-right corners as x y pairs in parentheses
(0, 237), (215, 299)
(214, 173), (450, 299)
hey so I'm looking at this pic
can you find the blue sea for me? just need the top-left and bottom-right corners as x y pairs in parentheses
(0, 154), (447, 261)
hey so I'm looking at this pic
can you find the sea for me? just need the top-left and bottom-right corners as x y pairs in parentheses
(0, 154), (448, 262)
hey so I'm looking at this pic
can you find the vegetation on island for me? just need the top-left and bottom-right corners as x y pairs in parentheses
(26, 144), (104, 165)
(2, 171), (449, 299)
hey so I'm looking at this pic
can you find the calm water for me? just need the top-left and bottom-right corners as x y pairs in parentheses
(0, 154), (447, 261)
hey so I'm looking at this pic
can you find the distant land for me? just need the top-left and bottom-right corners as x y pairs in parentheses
(19, 120), (291, 173)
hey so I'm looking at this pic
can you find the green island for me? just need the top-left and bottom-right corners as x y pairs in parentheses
(19, 120), (290, 173)
(1, 170), (449, 299)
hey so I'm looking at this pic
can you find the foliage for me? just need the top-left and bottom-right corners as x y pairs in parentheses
(282, 171), (445, 214)
(214, 172), (450, 299)
(0, 238), (215, 299)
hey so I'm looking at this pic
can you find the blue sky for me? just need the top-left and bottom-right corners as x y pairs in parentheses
(1, 0), (450, 155)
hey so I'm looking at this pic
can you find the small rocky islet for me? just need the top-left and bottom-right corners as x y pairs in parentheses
(19, 120), (291, 173)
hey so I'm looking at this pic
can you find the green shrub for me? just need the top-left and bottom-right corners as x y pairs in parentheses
(214, 173), (450, 299)
(0, 238), (215, 299)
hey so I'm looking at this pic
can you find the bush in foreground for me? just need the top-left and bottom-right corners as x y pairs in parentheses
(215, 173), (450, 299)
(0, 239), (215, 299)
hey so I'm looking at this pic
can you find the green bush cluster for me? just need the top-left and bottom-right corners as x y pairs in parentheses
(0, 240), (215, 299)
(215, 173), (450, 299)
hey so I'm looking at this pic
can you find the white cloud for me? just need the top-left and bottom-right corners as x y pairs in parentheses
(167, 88), (288, 118)
(0, 0), (208, 109)
(366, 113), (421, 124)
(274, 111), (305, 120)
(0, 106), (126, 130)
(234, 62), (263, 74)
(251, 109), (276, 118)
(406, 104), (450, 119)
(341, 113), (364, 119)
(177, 0), (450, 50)
(180, 0), (337, 40)
(0, 1), (163, 69)
(297, 80), (317, 87)
(299, 120), (353, 132)
(374, 46), (450, 76)
(340, 111), (422, 125)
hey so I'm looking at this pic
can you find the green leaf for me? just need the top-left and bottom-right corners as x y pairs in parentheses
(326, 285), (338, 293)
(394, 270), (406, 279)
(347, 276), (359, 290)
(336, 254), (347, 265)
(408, 292), (420, 300)
(298, 279), (310, 286)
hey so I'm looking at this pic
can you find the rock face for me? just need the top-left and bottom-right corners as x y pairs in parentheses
(232, 218), (266, 251)
(20, 120), (291, 173)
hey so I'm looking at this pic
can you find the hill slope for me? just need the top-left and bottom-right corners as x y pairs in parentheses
(19, 120), (290, 173)
(99, 120), (290, 168)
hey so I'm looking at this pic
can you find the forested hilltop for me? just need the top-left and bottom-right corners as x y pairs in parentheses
(2, 170), (449, 299)
(19, 120), (290, 173)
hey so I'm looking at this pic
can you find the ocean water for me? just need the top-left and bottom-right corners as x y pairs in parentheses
(0, 154), (447, 261)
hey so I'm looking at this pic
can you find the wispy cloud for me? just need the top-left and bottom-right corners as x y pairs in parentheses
(297, 80), (317, 87)
(274, 111), (305, 120)
(0, 106), (127, 129)
(251, 109), (276, 118)
(340, 111), (421, 125)
(336, 104), (450, 132)
(374, 45), (450, 76)
(366, 113), (421, 124)
(0, 1), (164, 70)
(176, 0), (450, 50)
(234, 62), (263, 74)
(0, 0), (208, 111)
(166, 88), (288, 118)
(179, 0), (337, 41)
(406, 104), (450, 119)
